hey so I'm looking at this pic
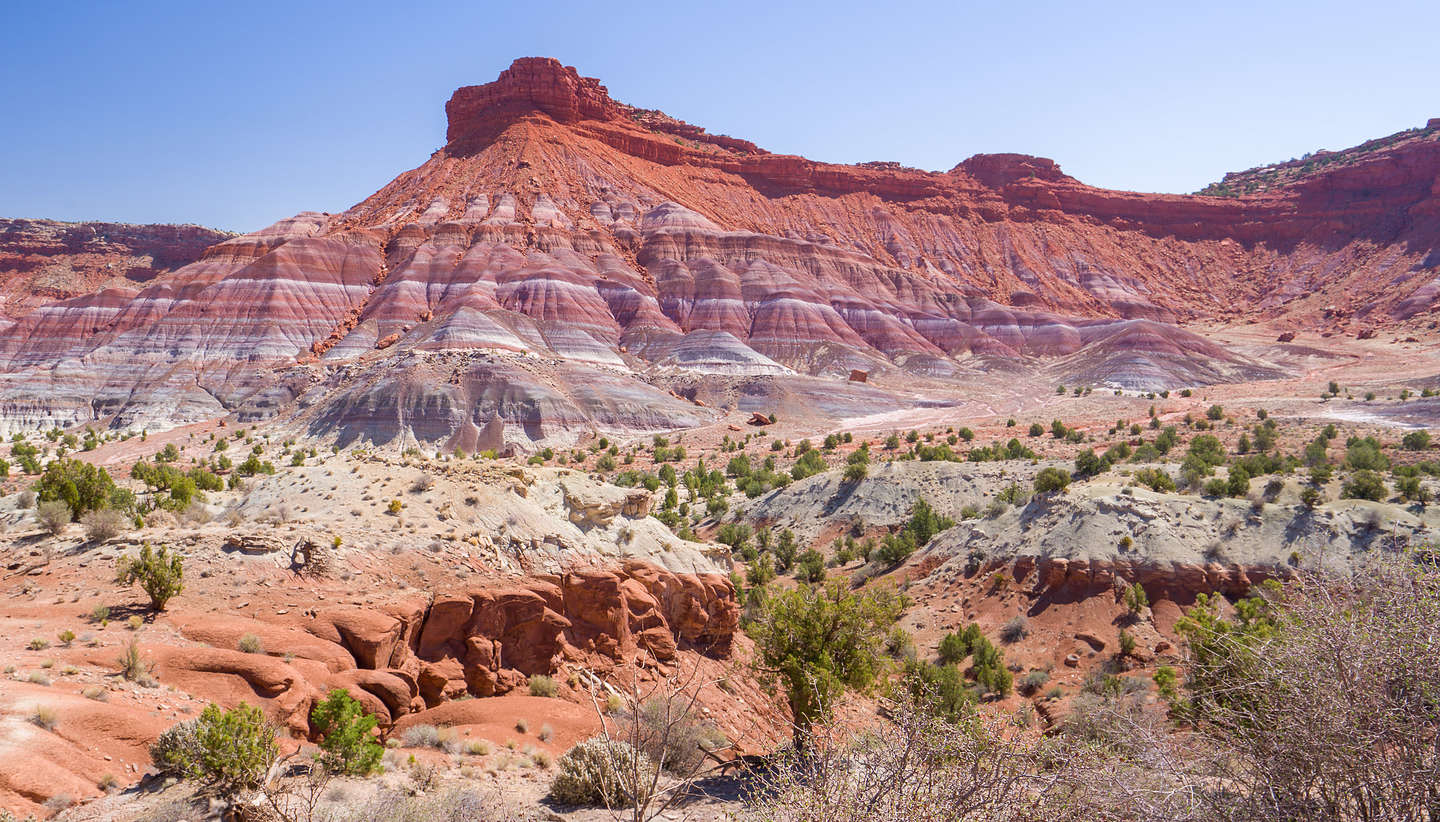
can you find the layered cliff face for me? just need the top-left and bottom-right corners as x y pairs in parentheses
(0, 219), (233, 318)
(0, 57), (1436, 441)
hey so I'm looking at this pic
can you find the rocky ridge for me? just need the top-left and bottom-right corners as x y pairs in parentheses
(0, 219), (232, 318)
(162, 559), (737, 733)
(0, 58), (1436, 442)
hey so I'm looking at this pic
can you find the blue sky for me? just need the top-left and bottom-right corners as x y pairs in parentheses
(3, 0), (1437, 232)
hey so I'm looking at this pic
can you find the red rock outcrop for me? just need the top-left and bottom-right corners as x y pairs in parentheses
(0, 219), (232, 318)
(998, 555), (1289, 606)
(0, 57), (1436, 437)
(153, 561), (738, 732)
(412, 561), (737, 705)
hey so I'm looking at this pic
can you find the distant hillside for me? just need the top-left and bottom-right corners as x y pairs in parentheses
(0, 218), (234, 317)
(1198, 118), (1440, 196)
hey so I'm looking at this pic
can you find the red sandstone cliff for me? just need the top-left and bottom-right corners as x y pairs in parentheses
(0, 219), (233, 318)
(0, 57), (1435, 436)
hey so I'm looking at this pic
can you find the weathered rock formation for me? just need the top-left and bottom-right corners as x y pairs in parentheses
(0, 57), (1436, 437)
(0, 218), (232, 318)
(169, 560), (737, 733)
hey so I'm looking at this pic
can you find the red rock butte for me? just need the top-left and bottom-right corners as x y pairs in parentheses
(1, 56), (1438, 443)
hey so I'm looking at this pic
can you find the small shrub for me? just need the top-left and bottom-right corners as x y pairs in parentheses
(624, 696), (728, 775)
(57, 629), (75, 646)
(27, 637), (49, 651)
(118, 635), (150, 682)
(178, 501), (211, 525)
(81, 508), (127, 542)
(401, 723), (444, 749)
(1342, 470), (1388, 501)
(999, 615), (1030, 643)
(516, 718), (530, 734)
(1123, 581), (1150, 615)
(90, 605), (111, 624)
(1118, 629), (1138, 657)
(236, 634), (263, 654)
(1018, 669), (1051, 696)
(1153, 665), (1180, 703)
(465, 739), (491, 755)
(151, 719), (202, 774)
(115, 543), (184, 610)
(83, 685), (107, 701)
(528, 674), (558, 698)
(549, 736), (655, 807)
(29, 706), (58, 730)
(1033, 467), (1071, 494)
(311, 688), (383, 776)
(36, 499), (71, 535)
(538, 723), (554, 742)
(938, 624), (983, 664)
(161, 703), (278, 794)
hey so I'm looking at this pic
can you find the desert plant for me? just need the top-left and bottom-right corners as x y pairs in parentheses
(118, 635), (151, 683)
(1341, 470), (1388, 501)
(620, 695), (728, 777)
(1168, 557), (1440, 820)
(1123, 581), (1150, 616)
(236, 633), (263, 654)
(35, 499), (71, 535)
(900, 660), (975, 723)
(465, 739), (491, 756)
(1033, 467), (1071, 494)
(746, 695), (1080, 821)
(938, 624), (984, 667)
(401, 723), (446, 749)
(29, 706), (58, 730)
(1018, 669), (1051, 696)
(35, 457), (116, 519)
(81, 507), (127, 542)
(161, 702), (278, 796)
(1118, 629), (1138, 657)
(321, 787), (509, 821)
(999, 615), (1030, 643)
(549, 737), (655, 807)
(310, 688), (383, 776)
(150, 718), (202, 774)
(528, 674), (559, 697)
(115, 543), (184, 610)
(749, 581), (903, 746)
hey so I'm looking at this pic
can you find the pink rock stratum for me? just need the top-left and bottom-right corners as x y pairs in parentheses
(2, 57), (1438, 444)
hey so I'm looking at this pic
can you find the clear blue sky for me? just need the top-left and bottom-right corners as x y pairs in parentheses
(3, 0), (1437, 232)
